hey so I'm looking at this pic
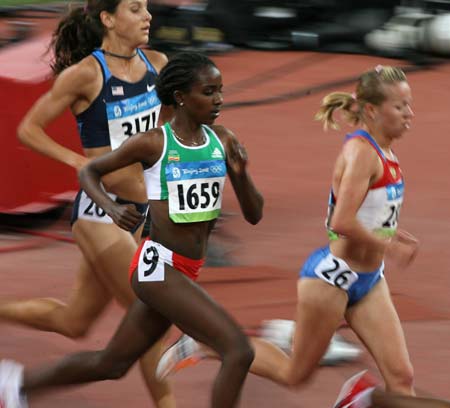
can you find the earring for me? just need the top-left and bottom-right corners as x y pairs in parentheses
(179, 102), (184, 107)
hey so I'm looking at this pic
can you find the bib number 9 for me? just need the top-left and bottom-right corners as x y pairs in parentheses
(138, 242), (165, 282)
(142, 245), (159, 277)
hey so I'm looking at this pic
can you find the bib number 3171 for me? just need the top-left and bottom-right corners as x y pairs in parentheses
(314, 254), (358, 291)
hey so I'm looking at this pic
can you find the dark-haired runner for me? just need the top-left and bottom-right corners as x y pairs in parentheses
(0, 51), (264, 408)
(0, 1), (174, 406)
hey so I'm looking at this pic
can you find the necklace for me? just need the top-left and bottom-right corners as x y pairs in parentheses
(101, 49), (138, 60)
(172, 128), (205, 146)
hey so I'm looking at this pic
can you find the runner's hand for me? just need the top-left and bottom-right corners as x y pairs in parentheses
(227, 139), (248, 175)
(108, 203), (144, 231)
(385, 229), (419, 268)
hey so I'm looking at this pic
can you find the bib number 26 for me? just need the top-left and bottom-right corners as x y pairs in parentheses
(83, 199), (106, 218)
(314, 255), (358, 291)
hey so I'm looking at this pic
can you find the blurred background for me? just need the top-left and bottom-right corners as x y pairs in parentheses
(1, 1), (450, 407)
(1, 0), (450, 226)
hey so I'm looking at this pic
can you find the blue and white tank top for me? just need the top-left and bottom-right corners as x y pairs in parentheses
(76, 49), (161, 150)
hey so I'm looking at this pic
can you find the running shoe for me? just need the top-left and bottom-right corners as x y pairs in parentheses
(0, 360), (27, 408)
(260, 319), (362, 365)
(333, 370), (377, 408)
(259, 319), (295, 353)
(322, 333), (362, 366)
(156, 335), (203, 380)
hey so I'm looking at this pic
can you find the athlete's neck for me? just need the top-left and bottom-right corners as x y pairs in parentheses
(100, 40), (139, 60)
(170, 120), (205, 146)
(363, 126), (392, 153)
(101, 48), (138, 60)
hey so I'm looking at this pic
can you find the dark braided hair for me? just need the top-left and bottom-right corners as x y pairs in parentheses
(49, 0), (121, 74)
(156, 52), (217, 107)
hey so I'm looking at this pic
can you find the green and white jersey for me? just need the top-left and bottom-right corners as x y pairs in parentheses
(144, 122), (227, 223)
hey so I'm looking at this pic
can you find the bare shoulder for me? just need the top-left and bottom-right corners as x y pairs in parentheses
(139, 127), (165, 150)
(342, 136), (379, 164)
(143, 126), (164, 142)
(142, 49), (168, 73)
(73, 55), (101, 80)
(52, 55), (101, 97)
(339, 136), (381, 181)
(209, 124), (236, 146)
(135, 127), (165, 164)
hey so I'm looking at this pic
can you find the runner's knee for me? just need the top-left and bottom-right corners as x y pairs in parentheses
(60, 322), (91, 339)
(385, 360), (414, 393)
(57, 314), (95, 339)
(284, 368), (314, 388)
(222, 332), (254, 370)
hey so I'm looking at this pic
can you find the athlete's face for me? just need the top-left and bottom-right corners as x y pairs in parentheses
(373, 81), (414, 140)
(107, 0), (152, 46)
(182, 66), (224, 125)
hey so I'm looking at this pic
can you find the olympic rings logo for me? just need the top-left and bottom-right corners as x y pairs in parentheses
(210, 165), (224, 174)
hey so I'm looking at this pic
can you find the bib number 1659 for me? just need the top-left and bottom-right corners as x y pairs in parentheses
(177, 181), (220, 211)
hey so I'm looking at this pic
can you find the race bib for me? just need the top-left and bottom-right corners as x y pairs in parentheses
(314, 253), (359, 291)
(106, 92), (161, 150)
(78, 190), (115, 224)
(381, 181), (404, 230)
(138, 240), (165, 282)
(166, 160), (226, 223)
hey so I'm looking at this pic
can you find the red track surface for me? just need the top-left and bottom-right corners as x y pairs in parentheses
(1, 17), (450, 408)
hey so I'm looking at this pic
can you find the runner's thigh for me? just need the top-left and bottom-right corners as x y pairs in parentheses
(132, 264), (246, 355)
(73, 220), (138, 306)
(102, 299), (171, 362)
(345, 279), (412, 387)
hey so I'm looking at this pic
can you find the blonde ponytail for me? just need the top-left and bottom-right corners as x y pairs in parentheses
(315, 65), (407, 131)
(314, 92), (359, 131)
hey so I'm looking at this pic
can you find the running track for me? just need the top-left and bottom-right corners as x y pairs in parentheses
(1, 20), (450, 407)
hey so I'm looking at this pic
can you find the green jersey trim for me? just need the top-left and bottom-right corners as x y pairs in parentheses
(143, 122), (227, 223)
(169, 209), (222, 223)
